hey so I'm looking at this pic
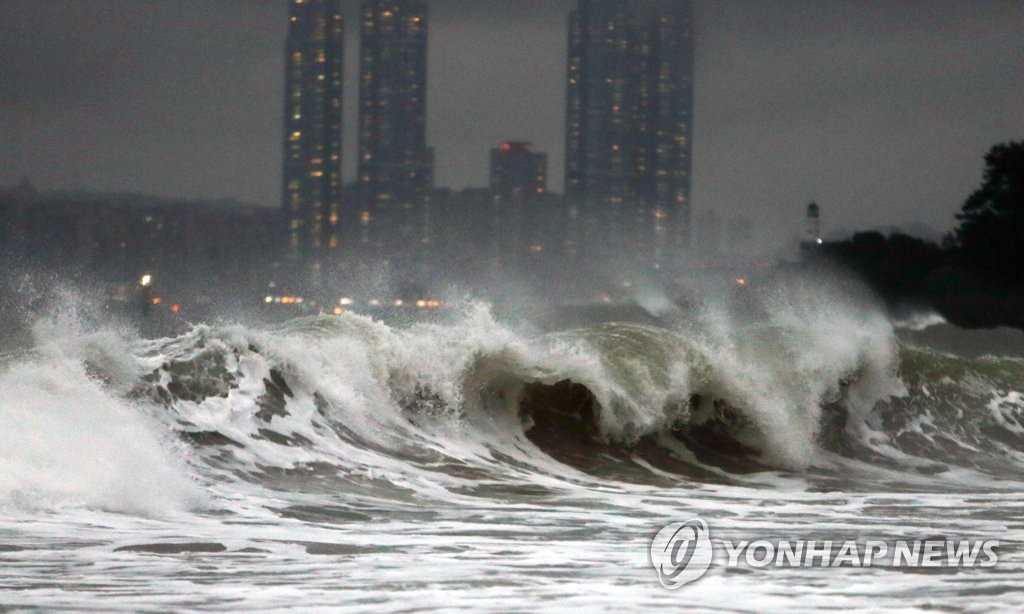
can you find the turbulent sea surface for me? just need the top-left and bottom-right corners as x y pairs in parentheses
(2, 282), (1024, 611)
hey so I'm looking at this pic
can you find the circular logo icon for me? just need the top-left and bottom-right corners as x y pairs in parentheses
(650, 518), (713, 589)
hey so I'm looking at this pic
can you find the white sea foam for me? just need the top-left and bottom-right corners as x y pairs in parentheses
(0, 356), (204, 515)
(1, 284), (1023, 611)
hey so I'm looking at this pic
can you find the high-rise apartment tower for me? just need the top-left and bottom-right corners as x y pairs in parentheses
(282, 0), (345, 258)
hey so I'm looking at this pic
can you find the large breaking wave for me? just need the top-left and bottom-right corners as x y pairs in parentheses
(2, 280), (1023, 515)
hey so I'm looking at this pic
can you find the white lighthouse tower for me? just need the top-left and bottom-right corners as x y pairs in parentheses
(805, 202), (821, 244)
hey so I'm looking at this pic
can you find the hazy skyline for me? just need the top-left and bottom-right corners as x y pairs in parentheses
(2, 0), (1022, 246)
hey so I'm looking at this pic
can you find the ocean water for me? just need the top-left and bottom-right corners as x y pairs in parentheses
(2, 281), (1023, 611)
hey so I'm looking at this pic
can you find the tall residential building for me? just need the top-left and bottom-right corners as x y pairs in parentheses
(565, 0), (694, 264)
(489, 142), (548, 203)
(489, 142), (550, 273)
(282, 0), (344, 259)
(636, 1), (695, 261)
(565, 1), (638, 206)
(358, 0), (432, 219)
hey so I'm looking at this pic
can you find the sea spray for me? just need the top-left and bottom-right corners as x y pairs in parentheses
(0, 356), (204, 515)
(3, 286), (1022, 520)
(0, 298), (204, 515)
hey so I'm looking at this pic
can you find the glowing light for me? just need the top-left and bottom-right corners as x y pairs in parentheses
(140, 274), (152, 287)
(416, 300), (427, 308)
(394, 300), (404, 307)
(171, 304), (181, 313)
(816, 238), (823, 245)
(340, 297), (354, 306)
(151, 297), (162, 305)
(265, 296), (274, 303)
(333, 307), (344, 316)
(736, 278), (747, 286)
(369, 299), (381, 306)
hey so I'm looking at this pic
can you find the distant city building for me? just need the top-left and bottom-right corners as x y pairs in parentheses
(489, 142), (547, 203)
(565, 1), (635, 206)
(281, 0), (345, 259)
(358, 1), (432, 223)
(565, 0), (695, 266)
(486, 142), (560, 274)
(0, 189), (278, 298)
(428, 186), (567, 291)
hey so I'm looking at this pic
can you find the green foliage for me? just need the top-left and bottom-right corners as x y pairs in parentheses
(819, 231), (945, 302)
(807, 140), (1024, 327)
(955, 141), (1024, 281)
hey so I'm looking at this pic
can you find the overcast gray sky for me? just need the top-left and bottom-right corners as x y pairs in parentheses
(1, 0), (1022, 245)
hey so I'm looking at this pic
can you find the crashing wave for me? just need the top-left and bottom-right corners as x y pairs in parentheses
(3, 289), (1023, 515)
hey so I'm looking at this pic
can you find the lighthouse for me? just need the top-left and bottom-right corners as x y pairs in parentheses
(799, 202), (823, 261)
(806, 202), (821, 244)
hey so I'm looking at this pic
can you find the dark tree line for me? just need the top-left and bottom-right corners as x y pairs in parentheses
(955, 141), (1024, 282)
(815, 140), (1024, 329)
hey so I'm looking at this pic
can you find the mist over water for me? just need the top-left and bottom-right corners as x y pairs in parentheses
(1, 269), (1023, 610)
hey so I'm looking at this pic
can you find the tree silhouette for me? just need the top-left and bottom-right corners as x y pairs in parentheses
(954, 141), (1024, 281)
